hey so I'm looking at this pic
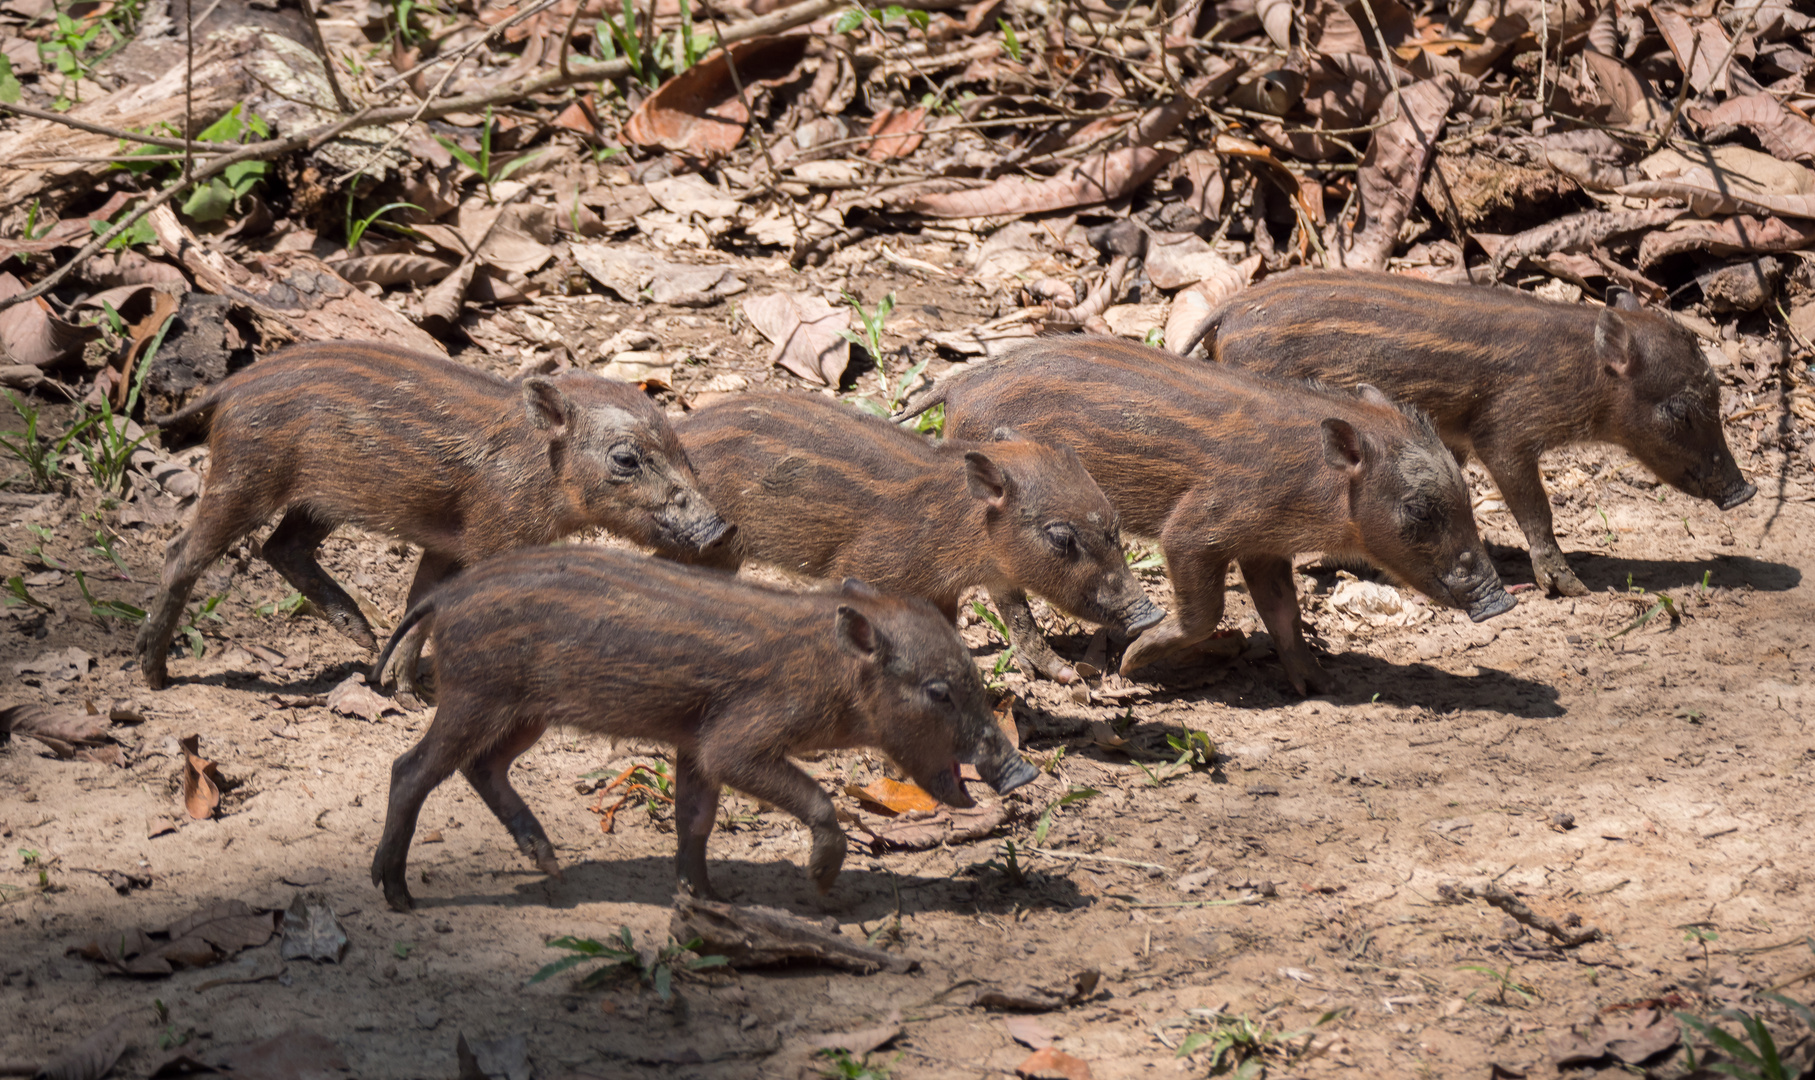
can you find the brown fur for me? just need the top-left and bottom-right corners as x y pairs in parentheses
(368, 546), (1036, 911)
(674, 392), (1162, 683)
(911, 337), (1513, 695)
(1205, 269), (1756, 595)
(135, 341), (729, 691)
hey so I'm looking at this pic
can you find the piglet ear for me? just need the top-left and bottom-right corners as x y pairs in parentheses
(838, 578), (882, 601)
(522, 376), (572, 439)
(1320, 418), (1366, 476)
(989, 426), (1019, 443)
(964, 451), (1015, 509)
(835, 605), (886, 659)
(1355, 383), (1394, 408)
(1595, 308), (1639, 379)
(1608, 287), (1643, 311)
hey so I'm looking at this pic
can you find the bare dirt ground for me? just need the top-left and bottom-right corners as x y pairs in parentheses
(3, 279), (1813, 1080)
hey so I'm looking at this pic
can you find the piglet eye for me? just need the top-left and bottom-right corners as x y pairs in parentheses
(1044, 525), (1078, 556)
(610, 448), (640, 472)
(925, 681), (952, 704)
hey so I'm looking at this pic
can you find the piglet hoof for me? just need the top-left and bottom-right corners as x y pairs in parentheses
(808, 836), (846, 894)
(139, 658), (169, 691)
(379, 879), (415, 912)
(535, 854), (564, 880)
(1550, 571), (1590, 598)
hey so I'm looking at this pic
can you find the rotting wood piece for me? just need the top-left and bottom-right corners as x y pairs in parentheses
(670, 893), (913, 974)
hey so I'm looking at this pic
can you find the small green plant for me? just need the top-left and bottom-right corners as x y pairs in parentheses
(529, 927), (726, 1002)
(979, 837), (1027, 885)
(1143, 326), (1165, 347)
(1609, 588), (1680, 640)
(1125, 546), (1166, 574)
(1700, 568), (1713, 595)
(1166, 727), (1215, 769)
(179, 593), (227, 658)
(18, 848), (48, 887)
(179, 105), (272, 222)
(817, 1047), (897, 1080)
(38, 10), (104, 102)
(834, 4), (929, 34)
(4, 575), (53, 613)
(87, 521), (132, 579)
(19, 848), (38, 866)
(436, 107), (545, 203)
(74, 396), (151, 496)
(1457, 962), (1536, 1006)
(1174, 1009), (1343, 1076)
(344, 191), (423, 251)
(23, 523), (64, 570)
(392, 942), (414, 959)
(254, 591), (309, 618)
(1596, 505), (1616, 547)
(90, 206), (156, 251)
(152, 996), (191, 1049)
(970, 599), (1010, 642)
(839, 291), (895, 363)
(1677, 993), (1814, 1080)
(905, 401), (943, 436)
(0, 54), (21, 105)
(1, 389), (92, 491)
(1030, 786), (1098, 847)
(72, 569), (145, 624)
(997, 17), (1023, 62)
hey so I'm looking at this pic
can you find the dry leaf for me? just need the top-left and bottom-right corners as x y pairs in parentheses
(1, 703), (112, 758)
(1638, 215), (1815, 268)
(906, 147), (1178, 219)
(328, 252), (458, 287)
(279, 893), (349, 964)
(1345, 77), (1461, 270)
(326, 673), (396, 723)
(1581, 49), (1671, 132)
(865, 802), (1009, 850)
(1699, 94), (1815, 163)
(180, 734), (223, 819)
(1005, 1015), (1057, 1050)
(846, 778), (940, 816)
(645, 174), (743, 220)
(0, 270), (103, 368)
(623, 36), (811, 157)
(803, 1019), (902, 1055)
(1017, 1047), (1094, 1080)
(742, 290), (851, 385)
(1652, 8), (1731, 96)
(1619, 144), (1815, 219)
(154, 1027), (351, 1079)
(36, 1011), (134, 1080)
(12, 647), (93, 681)
(865, 107), (928, 161)
(74, 901), (279, 976)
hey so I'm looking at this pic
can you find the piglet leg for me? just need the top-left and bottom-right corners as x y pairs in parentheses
(671, 749), (724, 899)
(136, 487), (272, 689)
(263, 508), (379, 650)
(460, 716), (558, 878)
(1122, 508), (1230, 674)
(1240, 554), (1328, 696)
(1479, 447), (1588, 597)
(372, 709), (474, 912)
(716, 751), (845, 893)
(990, 587), (1078, 684)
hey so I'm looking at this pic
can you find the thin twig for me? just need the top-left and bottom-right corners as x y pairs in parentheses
(366, 0), (559, 97)
(298, 0), (355, 113)
(0, 100), (239, 152)
(556, 0), (585, 79)
(695, 0), (806, 262)
(184, 0), (194, 188)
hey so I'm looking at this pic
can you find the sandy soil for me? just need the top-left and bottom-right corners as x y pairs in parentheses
(3, 283), (1813, 1079)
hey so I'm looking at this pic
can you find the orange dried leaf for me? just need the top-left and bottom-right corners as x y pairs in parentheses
(180, 734), (222, 820)
(847, 778), (941, 816)
(1017, 1047), (1094, 1080)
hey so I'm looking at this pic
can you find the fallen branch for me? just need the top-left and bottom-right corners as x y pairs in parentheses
(1462, 883), (1604, 948)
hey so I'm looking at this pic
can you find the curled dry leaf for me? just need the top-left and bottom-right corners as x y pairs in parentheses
(905, 147), (1179, 219)
(36, 1010), (135, 1080)
(846, 778), (940, 816)
(1618, 145), (1815, 219)
(803, 1018), (902, 1056)
(0, 703), (112, 758)
(1005, 1015), (1057, 1050)
(14, 647), (95, 681)
(1017, 1046), (1094, 1080)
(326, 673), (397, 723)
(742, 290), (851, 385)
(152, 1027), (350, 1079)
(180, 734), (223, 819)
(1698, 94), (1815, 163)
(623, 36), (812, 157)
(328, 252), (459, 288)
(1548, 1007), (1679, 1067)
(1651, 8), (1732, 96)
(1580, 50), (1671, 133)
(0, 270), (102, 368)
(74, 901), (279, 976)
(1637, 215), (1815, 269)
